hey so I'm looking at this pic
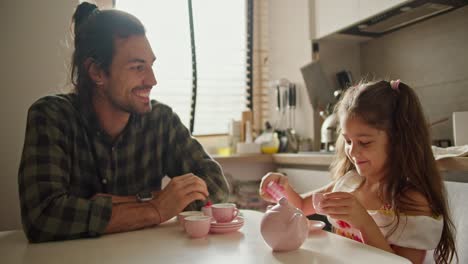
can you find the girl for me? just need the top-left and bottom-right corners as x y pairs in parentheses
(259, 80), (457, 264)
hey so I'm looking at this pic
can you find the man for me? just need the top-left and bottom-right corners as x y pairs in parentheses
(18, 2), (229, 243)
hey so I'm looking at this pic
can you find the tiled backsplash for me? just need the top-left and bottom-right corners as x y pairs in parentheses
(360, 7), (468, 143)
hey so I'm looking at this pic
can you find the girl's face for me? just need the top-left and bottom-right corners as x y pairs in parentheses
(340, 115), (389, 180)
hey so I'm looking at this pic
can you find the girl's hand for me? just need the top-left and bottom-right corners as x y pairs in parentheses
(320, 192), (373, 230)
(259, 172), (289, 203)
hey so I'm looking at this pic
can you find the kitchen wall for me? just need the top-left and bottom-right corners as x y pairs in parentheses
(0, 0), (78, 231)
(360, 6), (468, 143)
(267, 0), (315, 142)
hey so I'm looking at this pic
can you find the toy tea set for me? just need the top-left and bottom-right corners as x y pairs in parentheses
(261, 181), (325, 251)
(178, 181), (325, 252)
(178, 202), (244, 238)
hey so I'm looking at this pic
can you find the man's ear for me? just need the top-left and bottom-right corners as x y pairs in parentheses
(84, 58), (105, 86)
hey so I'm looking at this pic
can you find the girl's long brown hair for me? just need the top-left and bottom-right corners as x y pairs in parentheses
(330, 80), (457, 263)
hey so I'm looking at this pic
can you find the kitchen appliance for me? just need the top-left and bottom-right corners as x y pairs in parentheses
(319, 87), (346, 152)
(340, 0), (468, 38)
(320, 104), (338, 152)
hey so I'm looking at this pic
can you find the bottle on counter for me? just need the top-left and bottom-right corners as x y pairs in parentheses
(255, 122), (280, 154)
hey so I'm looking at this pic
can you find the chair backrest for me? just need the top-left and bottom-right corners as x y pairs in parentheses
(444, 180), (468, 264)
(425, 181), (468, 263)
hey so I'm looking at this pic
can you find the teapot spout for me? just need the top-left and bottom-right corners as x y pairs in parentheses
(289, 212), (302, 226)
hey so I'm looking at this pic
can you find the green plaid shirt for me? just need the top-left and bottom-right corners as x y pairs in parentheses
(18, 93), (229, 243)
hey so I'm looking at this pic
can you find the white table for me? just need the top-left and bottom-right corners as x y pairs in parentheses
(0, 210), (410, 264)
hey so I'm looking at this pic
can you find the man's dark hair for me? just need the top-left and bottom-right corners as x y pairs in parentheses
(71, 2), (145, 102)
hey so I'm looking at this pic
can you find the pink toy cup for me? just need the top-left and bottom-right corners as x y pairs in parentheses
(264, 181), (286, 202)
(184, 215), (212, 238)
(211, 203), (239, 223)
(178, 211), (204, 228)
(312, 193), (325, 214)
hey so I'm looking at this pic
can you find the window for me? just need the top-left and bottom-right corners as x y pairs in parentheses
(116, 0), (249, 135)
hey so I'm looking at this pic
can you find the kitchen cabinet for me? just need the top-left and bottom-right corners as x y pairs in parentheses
(313, 0), (359, 39)
(358, 0), (405, 21)
(311, 0), (407, 39)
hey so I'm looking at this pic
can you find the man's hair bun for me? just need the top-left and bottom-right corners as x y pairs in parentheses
(72, 2), (99, 33)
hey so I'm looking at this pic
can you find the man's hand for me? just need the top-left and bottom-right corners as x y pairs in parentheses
(150, 173), (209, 223)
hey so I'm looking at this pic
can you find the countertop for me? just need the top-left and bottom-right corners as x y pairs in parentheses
(213, 153), (468, 172)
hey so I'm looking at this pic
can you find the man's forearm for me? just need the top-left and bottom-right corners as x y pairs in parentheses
(100, 194), (161, 234)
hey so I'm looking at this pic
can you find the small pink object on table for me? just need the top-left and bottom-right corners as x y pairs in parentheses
(308, 220), (326, 232)
(184, 215), (212, 238)
(265, 181), (286, 202)
(211, 203), (239, 223)
(260, 197), (309, 252)
(210, 216), (244, 234)
(178, 211), (204, 228)
(312, 193), (325, 214)
(202, 200), (212, 217)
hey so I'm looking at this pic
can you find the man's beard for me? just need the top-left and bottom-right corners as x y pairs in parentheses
(107, 88), (152, 114)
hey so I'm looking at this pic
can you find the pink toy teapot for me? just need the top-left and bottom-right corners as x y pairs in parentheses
(260, 197), (309, 251)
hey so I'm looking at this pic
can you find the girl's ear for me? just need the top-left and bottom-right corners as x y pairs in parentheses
(84, 57), (105, 86)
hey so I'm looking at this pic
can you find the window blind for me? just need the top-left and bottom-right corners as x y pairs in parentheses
(117, 0), (193, 128)
(191, 0), (248, 135)
(252, 0), (270, 133)
(116, 0), (248, 135)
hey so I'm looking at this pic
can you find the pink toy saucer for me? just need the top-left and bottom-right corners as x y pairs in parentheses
(210, 222), (244, 234)
(211, 216), (244, 227)
(308, 220), (326, 232)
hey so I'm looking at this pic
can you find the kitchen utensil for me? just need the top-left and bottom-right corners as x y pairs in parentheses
(285, 83), (300, 153)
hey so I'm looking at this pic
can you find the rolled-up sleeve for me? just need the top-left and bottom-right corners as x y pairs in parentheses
(164, 110), (230, 209)
(18, 102), (112, 243)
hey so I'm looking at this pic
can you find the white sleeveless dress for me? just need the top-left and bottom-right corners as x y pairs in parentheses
(327, 170), (443, 250)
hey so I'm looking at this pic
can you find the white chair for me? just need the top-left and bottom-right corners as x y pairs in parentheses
(424, 181), (467, 264)
(446, 181), (468, 264)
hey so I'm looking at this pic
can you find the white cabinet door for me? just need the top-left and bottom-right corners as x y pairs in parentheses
(358, 0), (407, 21)
(314, 0), (359, 38)
(312, 0), (408, 39)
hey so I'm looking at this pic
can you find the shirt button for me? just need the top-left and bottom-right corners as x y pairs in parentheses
(102, 178), (107, 184)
